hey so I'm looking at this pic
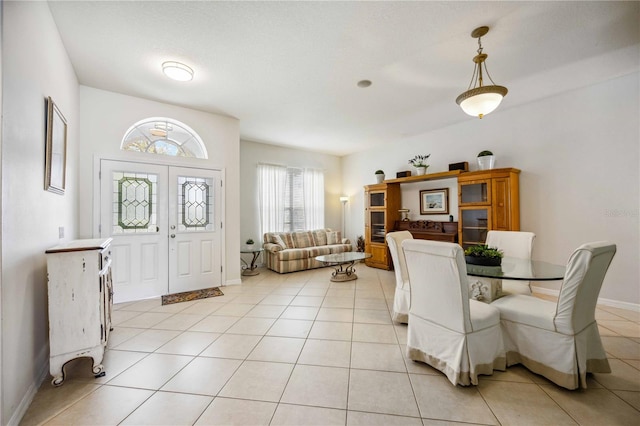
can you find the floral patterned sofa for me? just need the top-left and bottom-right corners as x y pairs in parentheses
(263, 229), (352, 273)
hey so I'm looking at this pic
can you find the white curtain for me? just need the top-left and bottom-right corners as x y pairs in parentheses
(258, 163), (287, 237)
(303, 168), (324, 230)
(258, 163), (324, 236)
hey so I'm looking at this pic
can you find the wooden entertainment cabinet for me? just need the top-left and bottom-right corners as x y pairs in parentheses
(364, 168), (520, 269)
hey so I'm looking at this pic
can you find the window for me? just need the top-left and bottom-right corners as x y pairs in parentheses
(258, 163), (324, 235)
(121, 117), (208, 159)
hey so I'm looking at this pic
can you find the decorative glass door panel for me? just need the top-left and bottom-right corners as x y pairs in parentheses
(111, 173), (158, 233)
(177, 176), (214, 232)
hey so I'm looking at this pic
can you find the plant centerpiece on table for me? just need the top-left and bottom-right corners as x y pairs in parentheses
(464, 244), (503, 266)
(408, 154), (431, 176)
(375, 169), (385, 183)
(477, 150), (495, 170)
(245, 238), (255, 248)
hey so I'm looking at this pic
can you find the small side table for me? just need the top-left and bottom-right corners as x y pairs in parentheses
(241, 247), (263, 276)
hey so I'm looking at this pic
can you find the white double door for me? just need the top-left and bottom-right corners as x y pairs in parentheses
(100, 160), (222, 303)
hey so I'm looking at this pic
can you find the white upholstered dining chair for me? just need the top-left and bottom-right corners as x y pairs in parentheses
(386, 231), (413, 323)
(485, 230), (536, 295)
(491, 241), (616, 389)
(402, 239), (505, 386)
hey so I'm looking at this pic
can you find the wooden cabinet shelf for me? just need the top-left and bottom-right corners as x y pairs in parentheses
(384, 170), (462, 184)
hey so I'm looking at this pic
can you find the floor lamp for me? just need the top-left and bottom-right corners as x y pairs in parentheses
(340, 196), (349, 238)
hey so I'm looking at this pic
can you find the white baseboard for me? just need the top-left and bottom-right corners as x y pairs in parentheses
(532, 286), (640, 312)
(8, 344), (50, 426)
(224, 279), (242, 286)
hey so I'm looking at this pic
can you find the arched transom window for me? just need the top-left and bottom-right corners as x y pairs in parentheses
(121, 117), (208, 159)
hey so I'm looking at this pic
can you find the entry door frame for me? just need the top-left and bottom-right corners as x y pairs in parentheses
(92, 154), (227, 295)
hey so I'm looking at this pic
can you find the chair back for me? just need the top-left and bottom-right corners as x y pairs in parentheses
(386, 231), (413, 291)
(554, 242), (616, 334)
(402, 240), (471, 333)
(485, 231), (535, 259)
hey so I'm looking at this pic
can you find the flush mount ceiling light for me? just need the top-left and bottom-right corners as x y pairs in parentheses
(455, 26), (508, 119)
(162, 61), (194, 82)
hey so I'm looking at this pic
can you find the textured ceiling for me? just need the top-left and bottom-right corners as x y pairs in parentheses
(47, 1), (640, 156)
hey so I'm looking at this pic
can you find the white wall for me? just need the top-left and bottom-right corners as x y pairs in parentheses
(78, 87), (241, 285)
(1, 2), (80, 423)
(239, 140), (343, 248)
(344, 73), (640, 306)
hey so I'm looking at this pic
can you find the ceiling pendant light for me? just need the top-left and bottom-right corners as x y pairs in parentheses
(456, 26), (508, 119)
(162, 61), (194, 82)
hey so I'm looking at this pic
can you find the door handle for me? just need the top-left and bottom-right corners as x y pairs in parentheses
(170, 234), (176, 238)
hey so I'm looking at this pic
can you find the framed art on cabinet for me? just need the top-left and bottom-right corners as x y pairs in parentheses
(420, 188), (449, 215)
(45, 96), (67, 194)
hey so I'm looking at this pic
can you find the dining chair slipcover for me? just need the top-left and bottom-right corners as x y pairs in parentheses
(402, 239), (506, 386)
(485, 230), (536, 295)
(491, 241), (616, 390)
(386, 231), (414, 323)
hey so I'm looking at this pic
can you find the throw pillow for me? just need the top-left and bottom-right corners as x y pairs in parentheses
(326, 230), (342, 245)
(311, 229), (328, 246)
(272, 234), (287, 248)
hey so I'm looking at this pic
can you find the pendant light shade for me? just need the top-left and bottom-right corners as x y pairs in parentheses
(456, 27), (508, 119)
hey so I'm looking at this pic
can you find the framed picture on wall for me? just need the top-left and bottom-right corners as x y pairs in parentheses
(420, 188), (449, 215)
(45, 96), (67, 194)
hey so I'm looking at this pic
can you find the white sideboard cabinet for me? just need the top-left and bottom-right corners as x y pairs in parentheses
(45, 238), (113, 386)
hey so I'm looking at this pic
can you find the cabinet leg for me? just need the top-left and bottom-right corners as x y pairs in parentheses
(51, 376), (64, 387)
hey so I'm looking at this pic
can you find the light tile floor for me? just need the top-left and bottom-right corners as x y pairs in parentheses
(21, 265), (640, 425)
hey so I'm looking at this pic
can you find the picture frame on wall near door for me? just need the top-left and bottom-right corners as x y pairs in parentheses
(420, 188), (449, 215)
(45, 96), (67, 194)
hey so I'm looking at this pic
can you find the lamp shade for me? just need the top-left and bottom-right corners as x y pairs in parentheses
(340, 196), (349, 203)
(457, 85), (508, 118)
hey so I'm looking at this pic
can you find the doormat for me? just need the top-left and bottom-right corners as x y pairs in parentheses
(161, 287), (224, 305)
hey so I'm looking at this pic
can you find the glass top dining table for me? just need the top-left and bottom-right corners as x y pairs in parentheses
(465, 257), (566, 281)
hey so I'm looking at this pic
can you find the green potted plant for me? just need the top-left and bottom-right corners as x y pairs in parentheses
(408, 154), (431, 175)
(464, 244), (503, 266)
(375, 169), (385, 183)
(356, 235), (365, 252)
(477, 150), (495, 170)
(245, 238), (255, 249)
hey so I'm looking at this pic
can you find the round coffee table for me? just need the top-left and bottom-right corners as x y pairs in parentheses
(315, 252), (372, 282)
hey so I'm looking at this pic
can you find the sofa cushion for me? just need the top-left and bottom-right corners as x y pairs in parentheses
(309, 246), (332, 257)
(311, 229), (328, 246)
(278, 248), (312, 261)
(329, 243), (352, 254)
(292, 231), (314, 248)
(326, 230), (342, 245)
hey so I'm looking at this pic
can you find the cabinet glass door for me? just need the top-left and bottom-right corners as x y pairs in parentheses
(369, 192), (385, 207)
(370, 211), (386, 243)
(460, 208), (489, 248)
(460, 181), (489, 204)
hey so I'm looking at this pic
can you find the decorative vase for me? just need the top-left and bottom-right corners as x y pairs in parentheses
(415, 166), (427, 176)
(465, 255), (502, 266)
(477, 155), (495, 170)
(375, 174), (385, 183)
